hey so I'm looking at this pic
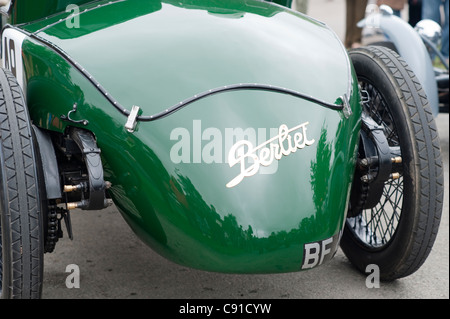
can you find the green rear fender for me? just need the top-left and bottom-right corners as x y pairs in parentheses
(16, 0), (361, 273)
(23, 45), (361, 272)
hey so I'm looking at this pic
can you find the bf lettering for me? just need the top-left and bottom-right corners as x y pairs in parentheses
(301, 233), (341, 270)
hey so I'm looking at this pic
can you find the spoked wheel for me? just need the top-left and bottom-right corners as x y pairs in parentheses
(341, 46), (444, 281)
(0, 68), (45, 298)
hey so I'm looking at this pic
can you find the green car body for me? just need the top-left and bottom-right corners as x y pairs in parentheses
(1, 0), (361, 273)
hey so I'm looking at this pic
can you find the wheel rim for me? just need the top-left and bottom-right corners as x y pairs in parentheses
(347, 80), (404, 250)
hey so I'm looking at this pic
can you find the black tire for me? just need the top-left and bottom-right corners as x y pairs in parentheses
(341, 46), (444, 281)
(0, 68), (44, 298)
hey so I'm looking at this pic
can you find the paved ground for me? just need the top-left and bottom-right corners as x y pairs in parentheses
(41, 0), (449, 299)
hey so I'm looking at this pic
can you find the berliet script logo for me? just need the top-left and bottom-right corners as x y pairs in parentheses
(170, 121), (315, 188)
(227, 122), (315, 188)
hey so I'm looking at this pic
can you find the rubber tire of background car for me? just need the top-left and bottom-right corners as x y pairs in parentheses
(0, 68), (44, 298)
(340, 46), (444, 281)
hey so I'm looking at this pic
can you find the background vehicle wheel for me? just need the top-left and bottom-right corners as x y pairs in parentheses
(341, 46), (444, 281)
(0, 68), (44, 298)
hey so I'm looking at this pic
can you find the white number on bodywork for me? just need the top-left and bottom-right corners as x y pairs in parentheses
(2, 28), (26, 90)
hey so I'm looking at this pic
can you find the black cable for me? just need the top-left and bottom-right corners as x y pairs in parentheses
(137, 83), (345, 122)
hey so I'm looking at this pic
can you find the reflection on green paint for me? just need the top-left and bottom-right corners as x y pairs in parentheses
(19, 0), (361, 273)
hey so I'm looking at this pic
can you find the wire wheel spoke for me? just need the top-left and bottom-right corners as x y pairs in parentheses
(349, 82), (404, 249)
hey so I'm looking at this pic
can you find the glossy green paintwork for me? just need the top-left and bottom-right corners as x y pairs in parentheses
(270, 0), (293, 7)
(7, 0), (93, 25)
(16, 0), (361, 273)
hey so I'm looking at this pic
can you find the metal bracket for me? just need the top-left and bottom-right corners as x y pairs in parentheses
(60, 103), (89, 126)
(68, 128), (108, 210)
(359, 113), (394, 209)
(125, 105), (141, 133)
(341, 93), (352, 118)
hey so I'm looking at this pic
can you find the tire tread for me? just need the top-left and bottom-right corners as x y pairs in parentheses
(0, 68), (42, 299)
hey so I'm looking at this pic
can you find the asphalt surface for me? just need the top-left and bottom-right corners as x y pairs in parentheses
(41, 0), (449, 299)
